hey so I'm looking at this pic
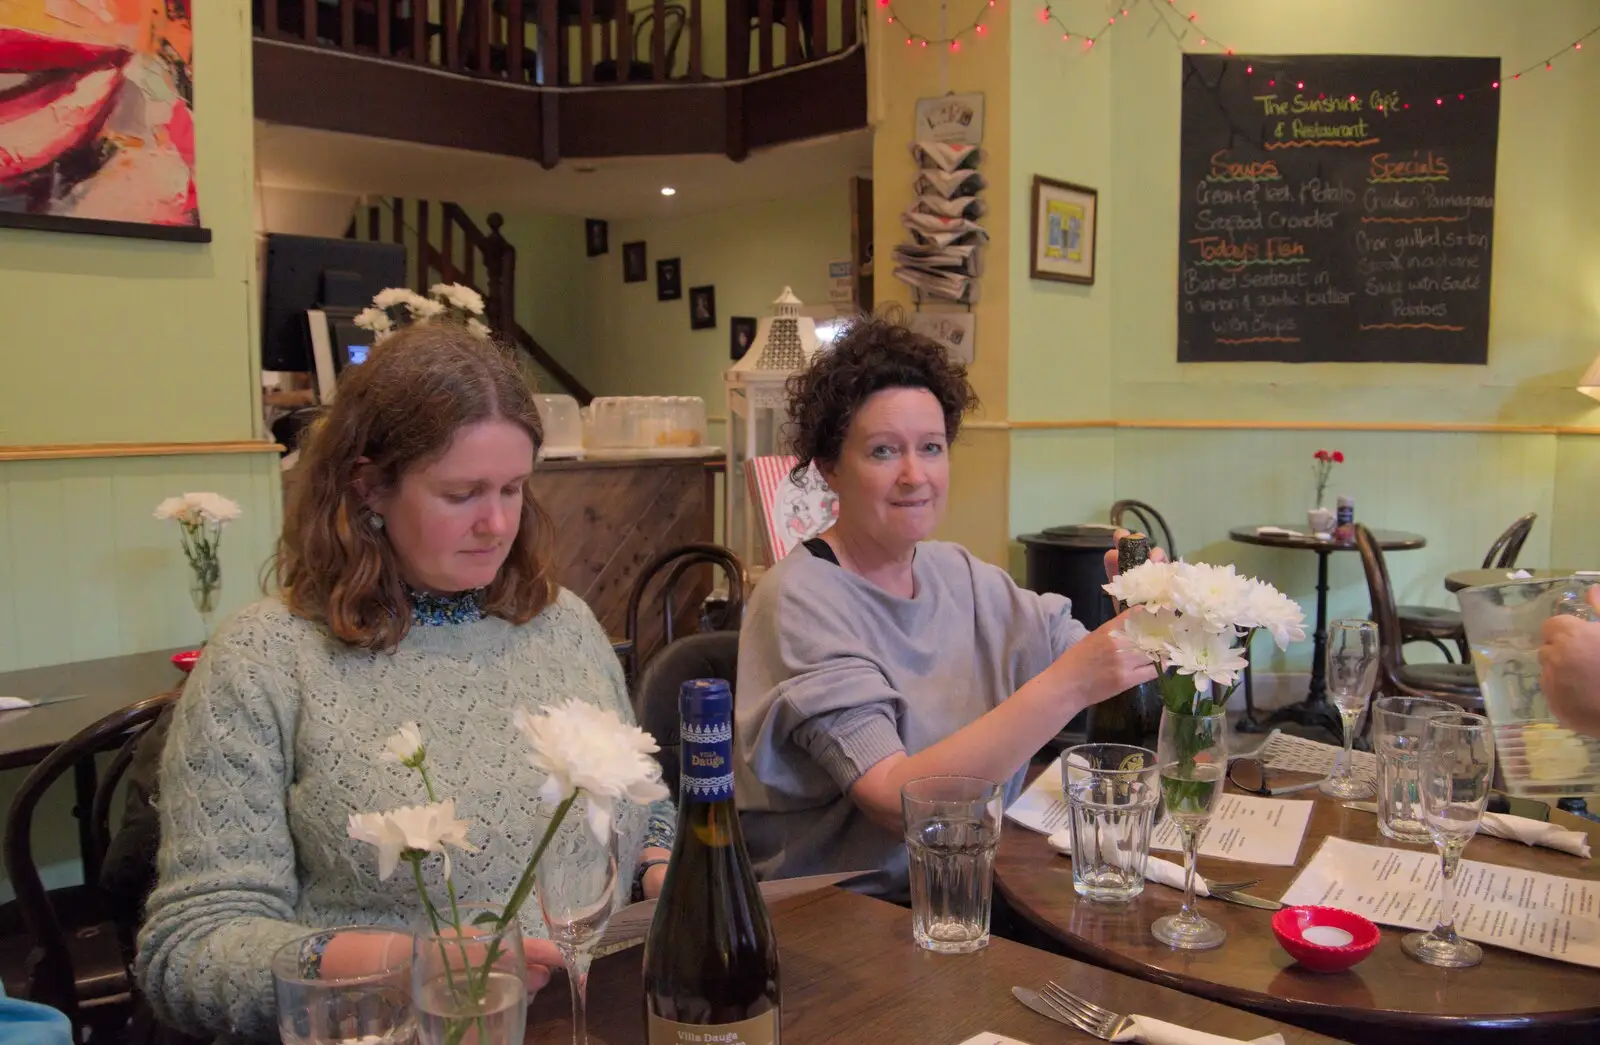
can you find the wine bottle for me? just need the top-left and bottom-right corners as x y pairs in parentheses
(1086, 533), (1162, 748)
(643, 679), (782, 1045)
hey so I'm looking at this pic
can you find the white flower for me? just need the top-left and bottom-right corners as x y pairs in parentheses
(190, 492), (241, 524)
(1169, 562), (1251, 634)
(1104, 560), (1179, 612)
(1238, 580), (1307, 649)
(431, 282), (485, 315)
(406, 297), (446, 320)
(153, 495), (190, 522)
(513, 700), (669, 845)
(373, 287), (423, 310)
(348, 799), (478, 881)
(354, 307), (393, 334)
(465, 318), (492, 340)
(380, 721), (425, 766)
(1163, 617), (1250, 693)
(1118, 606), (1176, 661)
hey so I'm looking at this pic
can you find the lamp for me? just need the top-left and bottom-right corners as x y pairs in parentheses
(1581, 349), (1600, 401)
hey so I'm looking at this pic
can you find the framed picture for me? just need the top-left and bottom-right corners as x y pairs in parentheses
(585, 219), (609, 257)
(908, 312), (976, 365)
(0, 0), (210, 241)
(730, 316), (758, 361)
(622, 241), (647, 282)
(689, 286), (717, 330)
(656, 258), (682, 301)
(1029, 176), (1098, 285)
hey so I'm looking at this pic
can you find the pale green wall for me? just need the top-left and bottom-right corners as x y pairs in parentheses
(1006, 0), (1600, 671)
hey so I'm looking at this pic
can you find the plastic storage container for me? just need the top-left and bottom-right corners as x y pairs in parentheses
(586, 396), (708, 452)
(534, 394), (584, 458)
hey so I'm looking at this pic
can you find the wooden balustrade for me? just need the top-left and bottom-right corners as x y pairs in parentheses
(253, 0), (860, 85)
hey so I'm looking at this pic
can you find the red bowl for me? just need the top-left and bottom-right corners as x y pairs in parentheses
(171, 649), (202, 673)
(1271, 905), (1380, 973)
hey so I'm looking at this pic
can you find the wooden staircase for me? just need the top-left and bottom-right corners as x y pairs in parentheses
(352, 198), (593, 403)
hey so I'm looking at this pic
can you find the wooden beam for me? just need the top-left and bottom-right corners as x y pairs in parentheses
(0, 442), (283, 462)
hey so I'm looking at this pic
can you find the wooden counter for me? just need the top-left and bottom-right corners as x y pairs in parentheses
(531, 455), (721, 666)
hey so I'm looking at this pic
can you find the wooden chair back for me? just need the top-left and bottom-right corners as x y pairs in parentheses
(1482, 513), (1537, 570)
(1353, 524), (1407, 695)
(1109, 500), (1177, 558)
(624, 543), (747, 682)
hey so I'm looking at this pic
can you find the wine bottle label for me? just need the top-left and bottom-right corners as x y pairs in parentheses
(648, 1012), (777, 1045)
(680, 678), (735, 803)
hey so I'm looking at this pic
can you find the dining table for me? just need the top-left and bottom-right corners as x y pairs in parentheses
(525, 885), (1343, 1044)
(1228, 526), (1426, 740)
(994, 777), (1600, 1044)
(1445, 568), (1594, 594)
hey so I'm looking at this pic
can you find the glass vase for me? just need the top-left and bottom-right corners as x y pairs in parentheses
(189, 571), (221, 642)
(412, 902), (528, 1045)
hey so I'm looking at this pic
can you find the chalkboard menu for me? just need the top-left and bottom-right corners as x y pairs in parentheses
(1178, 55), (1499, 364)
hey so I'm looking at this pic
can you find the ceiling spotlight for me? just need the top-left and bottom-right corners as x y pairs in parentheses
(660, 187), (677, 196)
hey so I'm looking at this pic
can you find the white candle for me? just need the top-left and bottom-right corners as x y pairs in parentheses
(1302, 925), (1354, 947)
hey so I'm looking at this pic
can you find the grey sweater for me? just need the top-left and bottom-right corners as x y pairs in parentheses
(734, 540), (1088, 899)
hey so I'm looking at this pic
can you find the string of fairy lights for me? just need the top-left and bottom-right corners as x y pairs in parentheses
(878, 0), (1600, 96)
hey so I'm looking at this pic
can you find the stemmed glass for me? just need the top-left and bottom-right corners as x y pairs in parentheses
(1402, 711), (1495, 968)
(1321, 618), (1379, 799)
(1152, 709), (1229, 951)
(535, 809), (620, 1045)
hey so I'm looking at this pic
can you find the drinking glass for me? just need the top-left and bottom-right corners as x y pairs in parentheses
(1371, 696), (1459, 843)
(273, 927), (414, 1045)
(1152, 710), (1228, 951)
(536, 814), (621, 1045)
(1321, 618), (1380, 799)
(901, 775), (1003, 954)
(1062, 744), (1161, 903)
(411, 902), (527, 1045)
(1402, 712), (1495, 968)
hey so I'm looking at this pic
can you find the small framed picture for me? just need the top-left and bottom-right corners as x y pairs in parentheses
(1029, 175), (1098, 285)
(622, 241), (647, 283)
(689, 286), (717, 330)
(656, 258), (682, 301)
(730, 316), (757, 361)
(585, 219), (609, 257)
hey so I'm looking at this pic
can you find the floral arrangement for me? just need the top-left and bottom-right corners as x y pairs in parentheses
(154, 492), (242, 634)
(1104, 559), (1307, 715)
(1312, 449), (1344, 508)
(354, 283), (491, 344)
(348, 702), (668, 1040)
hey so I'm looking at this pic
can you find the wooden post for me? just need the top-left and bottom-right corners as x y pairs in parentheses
(508, 0), (525, 80)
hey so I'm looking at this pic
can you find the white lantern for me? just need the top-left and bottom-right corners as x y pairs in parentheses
(724, 287), (823, 573)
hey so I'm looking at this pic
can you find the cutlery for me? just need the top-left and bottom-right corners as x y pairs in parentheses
(1210, 890), (1283, 911)
(1042, 982), (1135, 1041)
(1341, 801), (1380, 814)
(1014, 985), (1127, 1040)
(0, 693), (87, 714)
(1199, 876), (1261, 895)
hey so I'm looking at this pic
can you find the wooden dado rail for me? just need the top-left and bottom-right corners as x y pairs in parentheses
(964, 419), (1600, 436)
(0, 442), (284, 463)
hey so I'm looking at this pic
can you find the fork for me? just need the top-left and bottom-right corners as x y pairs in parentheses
(1040, 981), (1133, 1041)
(1201, 877), (1259, 895)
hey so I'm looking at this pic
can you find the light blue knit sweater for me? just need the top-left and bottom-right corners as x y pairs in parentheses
(136, 590), (662, 1041)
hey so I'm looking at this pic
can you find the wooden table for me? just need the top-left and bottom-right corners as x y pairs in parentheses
(1229, 526), (1426, 740)
(1445, 569), (1592, 594)
(526, 886), (1341, 1044)
(995, 786), (1600, 1044)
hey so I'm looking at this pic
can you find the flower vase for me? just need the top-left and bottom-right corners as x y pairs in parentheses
(412, 902), (528, 1045)
(189, 573), (221, 643)
(1307, 506), (1335, 536)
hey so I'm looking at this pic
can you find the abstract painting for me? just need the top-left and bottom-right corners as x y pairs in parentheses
(0, 0), (207, 240)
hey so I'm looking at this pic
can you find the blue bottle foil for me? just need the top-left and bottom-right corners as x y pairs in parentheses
(679, 678), (734, 803)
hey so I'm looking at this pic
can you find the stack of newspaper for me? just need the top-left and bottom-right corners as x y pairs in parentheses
(895, 141), (988, 305)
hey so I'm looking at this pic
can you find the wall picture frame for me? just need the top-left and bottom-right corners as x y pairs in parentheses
(689, 285), (717, 330)
(730, 316), (757, 360)
(656, 258), (682, 300)
(585, 219), (609, 257)
(622, 241), (647, 282)
(1029, 175), (1098, 285)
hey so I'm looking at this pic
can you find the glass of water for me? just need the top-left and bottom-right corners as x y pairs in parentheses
(1152, 709), (1228, 951)
(901, 775), (1003, 954)
(412, 903), (528, 1045)
(1062, 744), (1161, 903)
(1372, 696), (1459, 843)
(273, 927), (415, 1045)
(1321, 618), (1380, 799)
(1402, 711), (1495, 968)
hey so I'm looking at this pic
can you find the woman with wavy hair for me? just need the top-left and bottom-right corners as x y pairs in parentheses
(136, 323), (674, 1041)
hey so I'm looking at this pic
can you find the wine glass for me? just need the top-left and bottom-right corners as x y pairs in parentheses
(1321, 618), (1379, 799)
(535, 809), (620, 1045)
(1402, 711), (1495, 968)
(1152, 709), (1228, 951)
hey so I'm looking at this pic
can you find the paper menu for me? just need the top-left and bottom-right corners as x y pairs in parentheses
(1006, 757), (1313, 865)
(1281, 836), (1600, 969)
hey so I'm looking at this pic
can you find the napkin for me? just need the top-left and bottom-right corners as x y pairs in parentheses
(1481, 811), (1592, 858)
(1112, 1016), (1284, 1045)
(0, 696), (36, 712)
(1046, 831), (1215, 896)
(1253, 526), (1304, 537)
(1507, 569), (1533, 579)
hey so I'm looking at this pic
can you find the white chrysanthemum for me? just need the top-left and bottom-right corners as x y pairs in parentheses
(1103, 559), (1179, 612)
(513, 700), (669, 845)
(348, 799), (478, 880)
(380, 721), (425, 766)
(1238, 580), (1307, 649)
(406, 297), (446, 319)
(1163, 617), (1249, 693)
(465, 318), (492, 340)
(1119, 606), (1176, 660)
(189, 492), (241, 524)
(153, 495), (190, 522)
(354, 306), (393, 333)
(373, 287), (421, 309)
(1169, 562), (1251, 634)
(431, 282), (486, 315)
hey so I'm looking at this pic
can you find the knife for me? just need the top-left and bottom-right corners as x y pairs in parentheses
(1210, 889), (1284, 911)
(1013, 986), (1076, 1030)
(1341, 801), (1380, 815)
(0, 693), (87, 713)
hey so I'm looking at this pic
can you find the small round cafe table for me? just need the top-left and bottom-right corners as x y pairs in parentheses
(1445, 568), (1591, 594)
(994, 783), (1600, 1044)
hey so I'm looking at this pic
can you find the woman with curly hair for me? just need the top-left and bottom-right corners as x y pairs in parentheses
(136, 323), (674, 1041)
(733, 317), (1155, 900)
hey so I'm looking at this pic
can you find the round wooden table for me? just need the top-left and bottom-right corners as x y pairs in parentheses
(995, 785), (1600, 1044)
(1229, 526), (1426, 738)
(1445, 568), (1592, 593)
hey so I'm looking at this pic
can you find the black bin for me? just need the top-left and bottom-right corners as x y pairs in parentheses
(1018, 524), (1118, 631)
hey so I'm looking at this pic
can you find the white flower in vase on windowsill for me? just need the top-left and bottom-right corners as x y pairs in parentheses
(153, 492), (242, 642)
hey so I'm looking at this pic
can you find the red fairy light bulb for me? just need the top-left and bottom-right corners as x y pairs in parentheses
(1225, 47), (1234, 55)
(975, 24), (986, 34)
(1246, 64), (1253, 74)
(1296, 80), (1304, 89)
(1458, 93), (1465, 99)
(1062, 32), (1070, 41)
(949, 39), (959, 52)
(1038, 6), (1049, 21)
(1199, 37), (1207, 45)
(886, 14), (893, 21)
(1188, 12), (1197, 20)
(919, 38), (927, 47)
(1492, 81), (1500, 89)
